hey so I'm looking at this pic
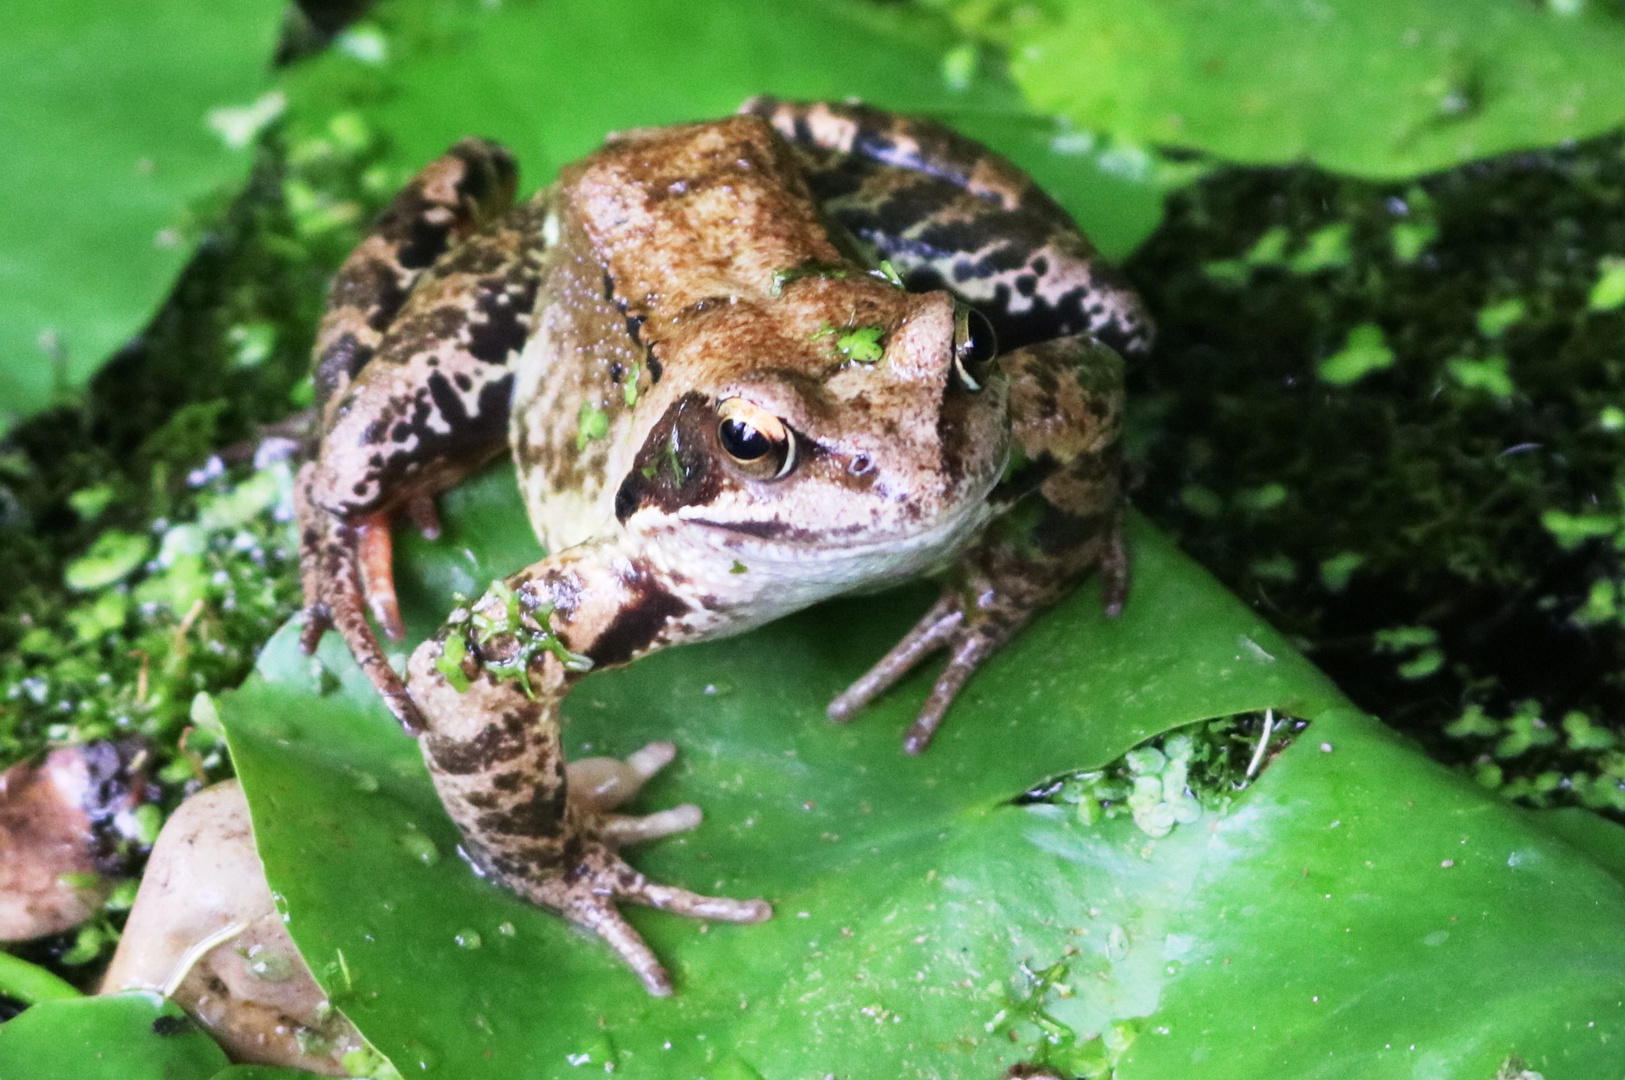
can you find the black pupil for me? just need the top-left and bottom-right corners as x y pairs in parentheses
(720, 418), (770, 460)
(959, 309), (998, 371)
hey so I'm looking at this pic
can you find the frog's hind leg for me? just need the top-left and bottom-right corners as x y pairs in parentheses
(298, 140), (547, 732)
(828, 335), (1128, 753)
(740, 96), (1153, 358)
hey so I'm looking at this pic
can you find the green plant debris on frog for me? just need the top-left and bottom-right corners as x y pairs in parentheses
(441, 579), (593, 700)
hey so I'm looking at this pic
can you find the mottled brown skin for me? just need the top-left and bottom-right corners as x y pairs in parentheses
(296, 103), (1149, 994)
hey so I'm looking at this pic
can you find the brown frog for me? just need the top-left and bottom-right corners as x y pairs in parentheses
(295, 98), (1152, 994)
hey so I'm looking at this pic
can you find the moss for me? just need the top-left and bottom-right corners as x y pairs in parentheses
(1124, 131), (1625, 812)
(0, 114), (396, 971)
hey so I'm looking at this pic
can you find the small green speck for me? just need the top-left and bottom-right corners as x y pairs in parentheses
(1244, 225), (1291, 267)
(1447, 354), (1515, 398)
(575, 401), (609, 450)
(623, 364), (640, 407)
(1234, 482), (1287, 512)
(1564, 711), (1616, 751)
(1375, 625), (1438, 651)
(730, 560), (747, 574)
(770, 262), (851, 297)
(1319, 323), (1395, 386)
(1476, 298), (1526, 337)
(434, 632), (471, 692)
(834, 325), (885, 363)
(1390, 220), (1438, 262)
(665, 431), (686, 484)
(1178, 485), (1224, 519)
(131, 803), (163, 846)
(1319, 551), (1364, 592)
(1290, 222), (1352, 274)
(1446, 705), (1500, 739)
(941, 42), (978, 89)
(64, 530), (151, 591)
(1588, 256), (1625, 312)
(1540, 509), (1620, 549)
(1598, 405), (1625, 432)
(68, 483), (115, 521)
(1397, 648), (1444, 679)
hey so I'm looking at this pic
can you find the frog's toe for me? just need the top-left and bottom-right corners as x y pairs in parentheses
(901, 630), (1002, 754)
(828, 589), (1014, 754)
(826, 595), (962, 723)
(554, 846), (771, 996)
(627, 880), (772, 924)
(598, 803), (703, 845)
(357, 513), (405, 641)
(567, 894), (676, 996)
(566, 740), (679, 813)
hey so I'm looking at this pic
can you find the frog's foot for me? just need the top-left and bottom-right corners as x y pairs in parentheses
(827, 592), (1015, 754)
(513, 841), (771, 996)
(294, 463), (423, 733)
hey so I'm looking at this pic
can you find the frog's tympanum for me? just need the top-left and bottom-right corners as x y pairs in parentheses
(296, 99), (1152, 994)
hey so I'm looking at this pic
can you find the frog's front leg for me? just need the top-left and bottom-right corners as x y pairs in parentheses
(829, 335), (1127, 753)
(298, 140), (546, 732)
(406, 543), (771, 995)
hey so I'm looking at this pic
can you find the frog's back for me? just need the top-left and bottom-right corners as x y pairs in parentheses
(511, 115), (847, 553)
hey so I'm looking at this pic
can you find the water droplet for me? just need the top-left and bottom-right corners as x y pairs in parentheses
(455, 929), (482, 949)
(401, 1037), (440, 1071)
(496, 921), (516, 937)
(1106, 924), (1130, 962)
(399, 829), (440, 866)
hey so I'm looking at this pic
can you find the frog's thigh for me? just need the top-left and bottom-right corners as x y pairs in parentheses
(306, 201), (549, 520)
(997, 333), (1128, 604)
(741, 97), (1152, 356)
(312, 138), (518, 417)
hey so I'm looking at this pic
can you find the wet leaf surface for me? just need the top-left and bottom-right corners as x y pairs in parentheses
(277, 0), (1167, 262)
(221, 464), (1625, 1077)
(0, 0), (284, 431)
(941, 0), (1625, 179)
(0, 991), (229, 1080)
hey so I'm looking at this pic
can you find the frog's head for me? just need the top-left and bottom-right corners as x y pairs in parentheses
(613, 275), (1008, 601)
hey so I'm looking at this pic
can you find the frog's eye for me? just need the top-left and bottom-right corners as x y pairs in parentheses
(716, 398), (796, 479)
(951, 305), (998, 393)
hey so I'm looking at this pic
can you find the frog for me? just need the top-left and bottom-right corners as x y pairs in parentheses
(294, 98), (1153, 996)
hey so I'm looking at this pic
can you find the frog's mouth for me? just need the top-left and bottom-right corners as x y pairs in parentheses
(679, 483), (999, 580)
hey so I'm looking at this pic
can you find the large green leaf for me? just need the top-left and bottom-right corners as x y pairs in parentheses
(0, 991), (230, 1080)
(221, 463), (1625, 1077)
(937, 0), (1625, 179)
(0, 0), (285, 431)
(278, 0), (1167, 261)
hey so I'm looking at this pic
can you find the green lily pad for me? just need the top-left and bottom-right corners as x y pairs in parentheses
(221, 462), (1625, 1076)
(277, 0), (1165, 263)
(0, 0), (285, 432)
(939, 0), (1625, 179)
(0, 991), (229, 1080)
